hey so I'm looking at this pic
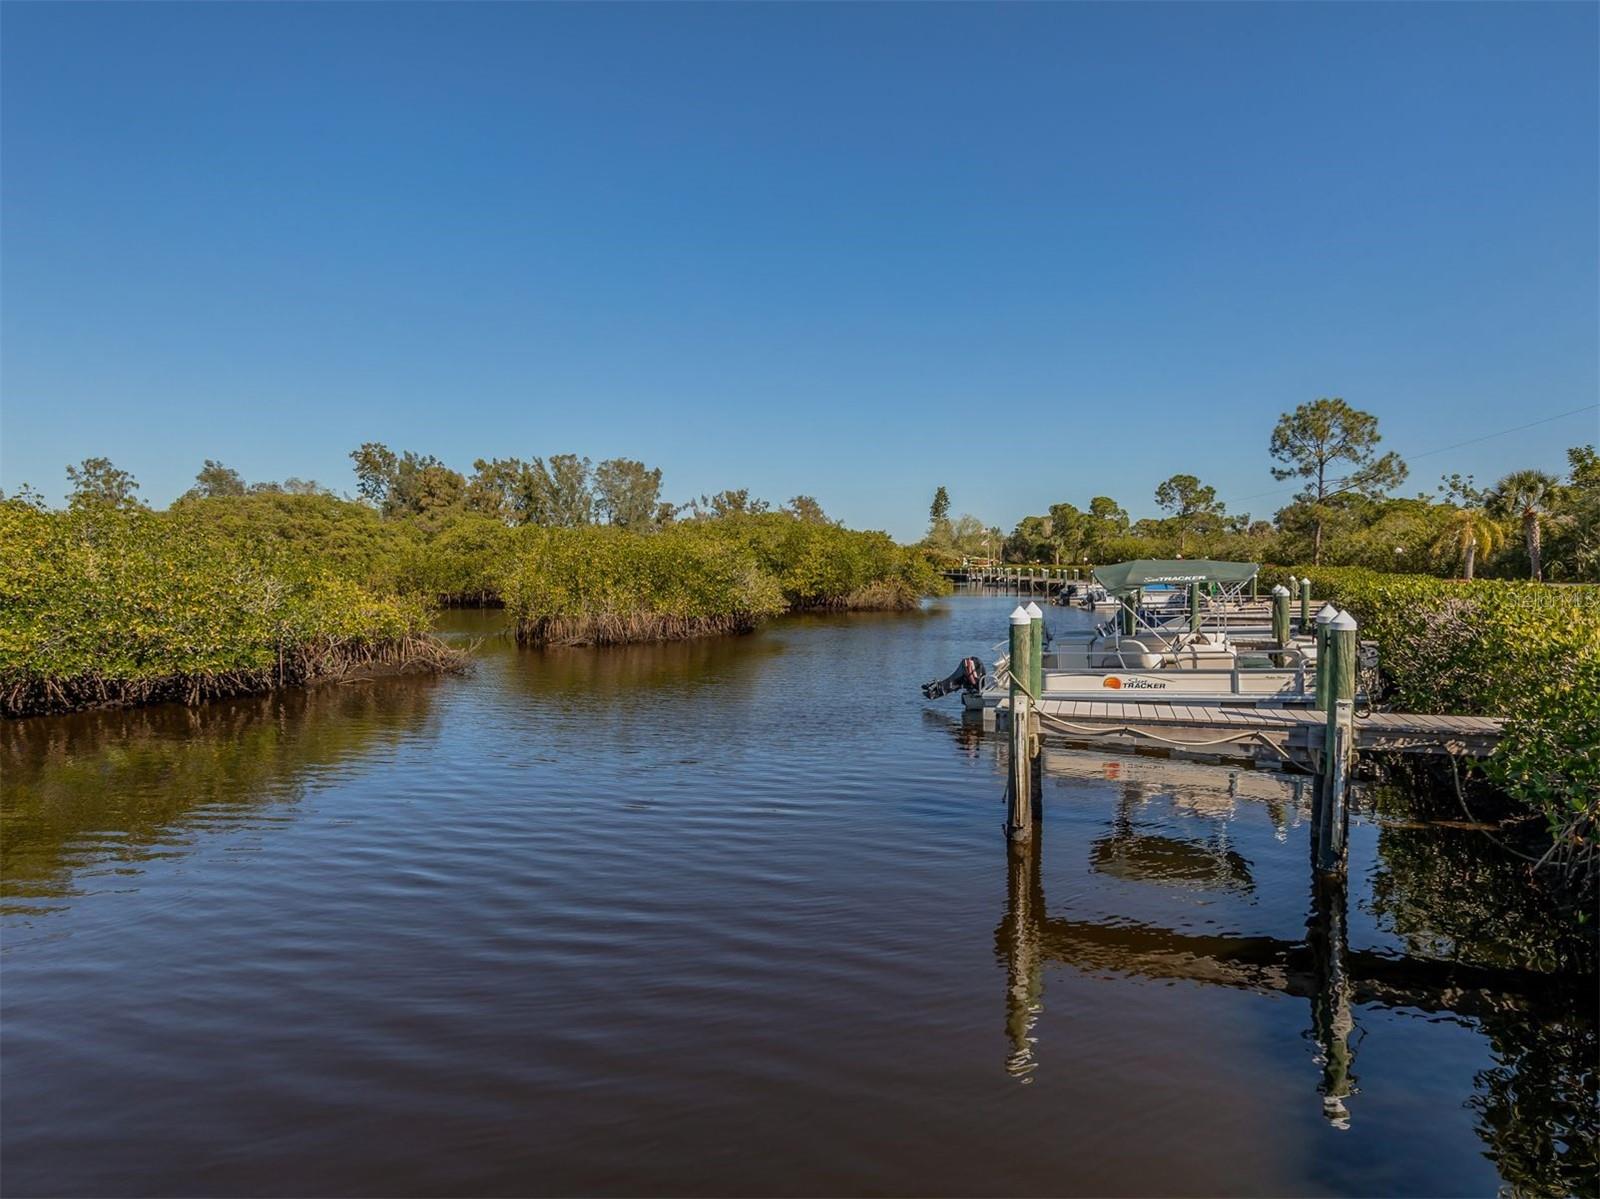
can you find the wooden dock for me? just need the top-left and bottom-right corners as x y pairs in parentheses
(980, 568), (1505, 877)
(944, 565), (1087, 593)
(986, 696), (1503, 769)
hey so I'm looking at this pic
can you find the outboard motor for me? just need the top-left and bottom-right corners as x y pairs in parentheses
(922, 655), (986, 700)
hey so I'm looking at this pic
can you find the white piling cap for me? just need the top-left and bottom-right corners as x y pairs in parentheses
(1271, 584), (1289, 596)
(1315, 603), (1338, 624)
(1331, 608), (1358, 631)
(1024, 601), (1044, 619)
(1010, 605), (1031, 624)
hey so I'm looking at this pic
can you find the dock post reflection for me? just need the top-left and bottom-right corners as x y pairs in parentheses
(1308, 870), (1356, 1128)
(997, 830), (1045, 1081)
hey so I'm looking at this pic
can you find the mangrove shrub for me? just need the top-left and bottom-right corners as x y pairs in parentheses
(1293, 567), (1600, 873)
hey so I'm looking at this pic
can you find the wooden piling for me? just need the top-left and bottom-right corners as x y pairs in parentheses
(1316, 610), (1358, 874)
(1188, 581), (1202, 633)
(1299, 577), (1313, 632)
(1325, 609), (1357, 715)
(1025, 601), (1044, 701)
(1271, 584), (1291, 664)
(1317, 699), (1354, 873)
(1007, 606), (1034, 841)
(1313, 604), (1337, 710)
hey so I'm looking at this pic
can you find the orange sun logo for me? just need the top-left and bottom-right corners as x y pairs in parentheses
(1103, 677), (1122, 689)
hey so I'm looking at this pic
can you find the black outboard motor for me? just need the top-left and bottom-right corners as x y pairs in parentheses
(922, 655), (986, 700)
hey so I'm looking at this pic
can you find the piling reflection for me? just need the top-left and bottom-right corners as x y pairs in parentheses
(1307, 872), (1356, 1128)
(0, 677), (439, 911)
(995, 832), (1045, 1080)
(989, 749), (1596, 1186)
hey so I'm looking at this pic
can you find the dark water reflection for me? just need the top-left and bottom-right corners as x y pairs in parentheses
(2, 598), (1594, 1196)
(2, 680), (439, 914)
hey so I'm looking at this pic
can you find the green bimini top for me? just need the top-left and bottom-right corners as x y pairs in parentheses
(1092, 559), (1260, 592)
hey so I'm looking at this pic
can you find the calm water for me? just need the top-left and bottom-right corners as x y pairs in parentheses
(2, 596), (1594, 1197)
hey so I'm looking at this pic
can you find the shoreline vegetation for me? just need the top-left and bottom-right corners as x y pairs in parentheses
(0, 502), (471, 719)
(501, 518), (937, 647)
(1283, 566), (1599, 890)
(1, 478), (944, 717)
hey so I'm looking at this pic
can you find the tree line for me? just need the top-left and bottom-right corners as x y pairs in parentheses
(11, 447), (834, 532)
(924, 398), (1597, 582)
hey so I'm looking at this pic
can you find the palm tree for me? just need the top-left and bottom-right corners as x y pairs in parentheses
(1431, 507), (1503, 581)
(1489, 469), (1561, 581)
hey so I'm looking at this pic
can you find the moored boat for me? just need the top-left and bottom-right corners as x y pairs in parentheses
(923, 559), (1352, 711)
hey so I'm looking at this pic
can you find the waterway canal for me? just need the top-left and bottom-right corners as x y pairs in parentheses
(2, 596), (1593, 1196)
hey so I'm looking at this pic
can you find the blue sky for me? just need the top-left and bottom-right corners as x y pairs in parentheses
(3, 3), (1596, 539)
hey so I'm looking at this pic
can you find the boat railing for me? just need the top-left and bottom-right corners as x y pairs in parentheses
(1036, 659), (1314, 700)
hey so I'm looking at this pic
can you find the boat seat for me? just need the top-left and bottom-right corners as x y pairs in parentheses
(1165, 632), (1237, 670)
(1088, 636), (1164, 671)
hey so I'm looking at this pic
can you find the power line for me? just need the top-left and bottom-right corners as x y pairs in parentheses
(1220, 402), (1599, 511)
(1404, 403), (1599, 464)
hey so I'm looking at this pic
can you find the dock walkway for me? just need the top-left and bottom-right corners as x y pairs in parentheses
(988, 697), (1503, 768)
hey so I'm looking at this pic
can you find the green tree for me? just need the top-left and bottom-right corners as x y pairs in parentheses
(1045, 502), (1088, 564)
(0, 482), (48, 510)
(349, 442), (399, 509)
(525, 454), (595, 526)
(948, 513), (988, 557)
(594, 458), (664, 529)
(1153, 474), (1224, 554)
(465, 457), (526, 521)
(247, 477), (327, 497)
(782, 495), (830, 524)
(188, 460), (247, 499)
(926, 486), (954, 546)
(347, 444), (465, 520)
(713, 488), (769, 517)
(1490, 469), (1562, 582)
(391, 454), (463, 519)
(1556, 445), (1599, 581)
(412, 463), (465, 521)
(65, 457), (140, 508)
(1438, 472), (1485, 506)
(1003, 514), (1053, 562)
(1084, 496), (1128, 563)
(1431, 507), (1504, 581)
(1269, 398), (1407, 563)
